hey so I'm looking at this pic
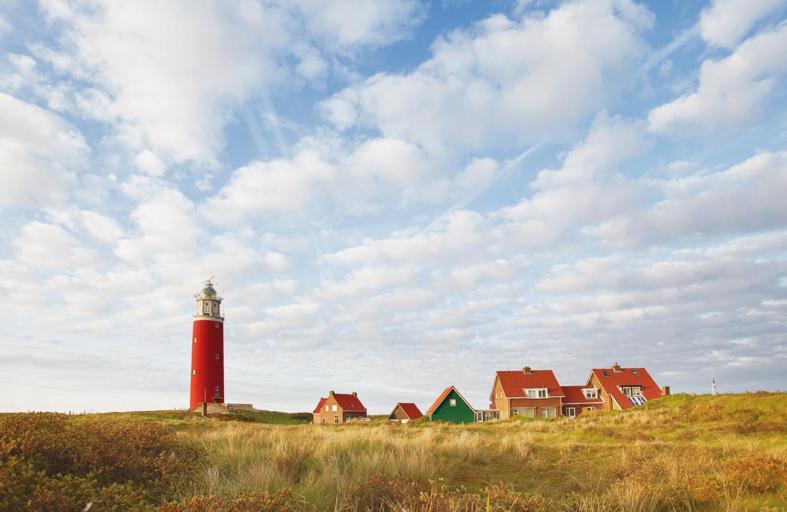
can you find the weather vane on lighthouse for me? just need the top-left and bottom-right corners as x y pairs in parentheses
(189, 278), (225, 411)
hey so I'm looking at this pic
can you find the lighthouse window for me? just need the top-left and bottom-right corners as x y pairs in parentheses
(215, 353), (220, 360)
(192, 370), (197, 376)
(214, 385), (220, 392)
(193, 338), (197, 344)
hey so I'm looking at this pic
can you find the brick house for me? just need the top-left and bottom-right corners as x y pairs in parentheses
(388, 402), (423, 423)
(588, 363), (669, 411)
(560, 385), (604, 417)
(312, 391), (367, 424)
(490, 366), (565, 419)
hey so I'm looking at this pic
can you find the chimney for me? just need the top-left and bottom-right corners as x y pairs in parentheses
(329, 390), (335, 397)
(662, 385), (670, 396)
(523, 366), (532, 374)
(351, 391), (357, 397)
(612, 362), (622, 373)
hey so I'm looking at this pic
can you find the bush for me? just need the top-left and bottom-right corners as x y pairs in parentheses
(0, 413), (204, 512)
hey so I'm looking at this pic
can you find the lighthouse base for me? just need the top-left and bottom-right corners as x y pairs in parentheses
(192, 402), (255, 415)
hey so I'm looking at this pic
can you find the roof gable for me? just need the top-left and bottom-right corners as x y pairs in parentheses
(390, 402), (423, 420)
(426, 386), (474, 414)
(590, 367), (662, 409)
(313, 397), (327, 414)
(495, 369), (564, 398)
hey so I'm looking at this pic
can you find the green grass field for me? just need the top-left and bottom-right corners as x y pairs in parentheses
(1, 393), (785, 511)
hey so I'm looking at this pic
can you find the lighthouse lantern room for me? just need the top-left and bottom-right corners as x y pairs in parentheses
(189, 279), (225, 410)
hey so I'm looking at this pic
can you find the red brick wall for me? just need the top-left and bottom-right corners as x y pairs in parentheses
(509, 397), (563, 417)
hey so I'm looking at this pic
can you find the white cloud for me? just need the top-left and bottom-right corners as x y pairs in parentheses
(649, 23), (787, 131)
(14, 221), (100, 270)
(292, 0), (424, 49)
(0, 92), (87, 207)
(80, 210), (124, 243)
(38, 0), (292, 164)
(699, 0), (786, 48)
(322, 0), (651, 152)
(134, 150), (165, 176)
(595, 152), (787, 246)
(495, 115), (647, 245)
(207, 136), (440, 221)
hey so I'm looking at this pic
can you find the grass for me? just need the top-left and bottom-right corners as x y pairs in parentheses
(1, 393), (785, 511)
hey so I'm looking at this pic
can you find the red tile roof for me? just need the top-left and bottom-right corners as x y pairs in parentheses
(391, 402), (423, 420)
(426, 385), (473, 414)
(333, 393), (366, 412)
(494, 369), (565, 398)
(313, 393), (367, 413)
(590, 366), (663, 409)
(561, 385), (604, 404)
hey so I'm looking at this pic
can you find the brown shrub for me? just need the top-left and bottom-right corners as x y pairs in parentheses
(724, 455), (787, 493)
(156, 491), (306, 512)
(0, 413), (205, 512)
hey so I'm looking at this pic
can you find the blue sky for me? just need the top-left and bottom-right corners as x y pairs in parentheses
(1, 0), (786, 413)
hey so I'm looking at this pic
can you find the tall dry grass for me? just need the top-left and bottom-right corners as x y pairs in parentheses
(169, 393), (786, 511)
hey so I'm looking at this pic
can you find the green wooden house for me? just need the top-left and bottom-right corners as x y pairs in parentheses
(426, 385), (476, 423)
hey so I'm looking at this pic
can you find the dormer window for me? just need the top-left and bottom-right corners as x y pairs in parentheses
(620, 386), (642, 397)
(526, 388), (548, 399)
(582, 388), (598, 399)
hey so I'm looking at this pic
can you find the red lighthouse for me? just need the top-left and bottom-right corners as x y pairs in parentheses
(189, 279), (224, 410)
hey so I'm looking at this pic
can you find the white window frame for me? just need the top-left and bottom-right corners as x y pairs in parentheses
(582, 388), (598, 399)
(526, 388), (548, 399)
(566, 407), (576, 418)
(332, 404), (338, 412)
(449, 398), (457, 407)
(621, 386), (642, 397)
(333, 416), (339, 424)
(540, 407), (556, 419)
(324, 404), (329, 412)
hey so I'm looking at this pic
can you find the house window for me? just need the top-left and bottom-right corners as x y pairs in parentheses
(324, 405), (329, 412)
(526, 388), (548, 399)
(449, 398), (457, 407)
(541, 408), (556, 419)
(566, 407), (576, 418)
(632, 370), (638, 375)
(332, 404), (337, 412)
(582, 388), (598, 399)
(512, 407), (535, 418)
(621, 386), (642, 397)
(585, 407), (594, 412)
(333, 416), (339, 424)
(603, 371), (609, 376)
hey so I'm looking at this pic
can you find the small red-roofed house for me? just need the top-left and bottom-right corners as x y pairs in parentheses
(313, 391), (367, 424)
(588, 363), (669, 411)
(490, 366), (565, 419)
(388, 402), (423, 423)
(561, 385), (604, 418)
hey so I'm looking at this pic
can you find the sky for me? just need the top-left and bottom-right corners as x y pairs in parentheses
(1, 0), (786, 414)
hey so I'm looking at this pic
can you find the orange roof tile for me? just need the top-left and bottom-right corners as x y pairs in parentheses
(590, 366), (663, 409)
(495, 369), (564, 398)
